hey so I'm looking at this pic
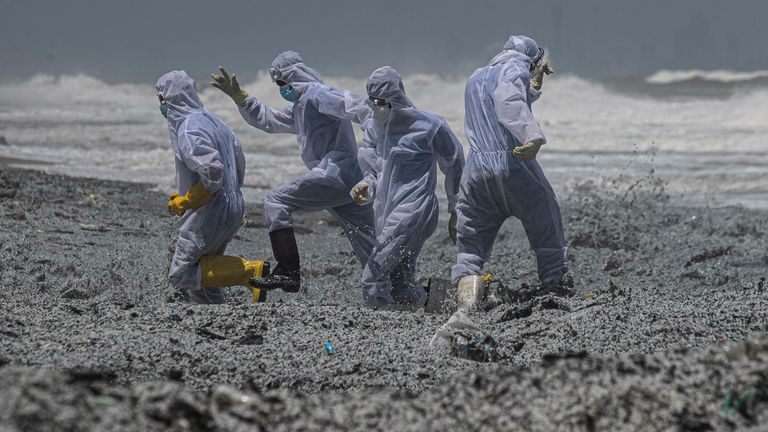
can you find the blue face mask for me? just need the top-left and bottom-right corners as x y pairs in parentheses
(159, 103), (169, 118)
(279, 85), (299, 103)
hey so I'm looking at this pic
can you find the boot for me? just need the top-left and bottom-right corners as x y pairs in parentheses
(456, 275), (488, 312)
(200, 256), (268, 288)
(250, 227), (301, 293)
(199, 255), (269, 303)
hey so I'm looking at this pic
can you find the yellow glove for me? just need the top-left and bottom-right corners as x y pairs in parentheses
(448, 213), (457, 245)
(513, 141), (543, 160)
(210, 66), (249, 106)
(350, 182), (370, 205)
(167, 182), (216, 216)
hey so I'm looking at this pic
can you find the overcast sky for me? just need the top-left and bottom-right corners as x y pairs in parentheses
(2, 0), (767, 83)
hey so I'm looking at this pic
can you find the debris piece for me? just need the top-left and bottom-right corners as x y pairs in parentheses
(684, 246), (732, 267)
(542, 350), (589, 363)
(324, 341), (336, 355)
(721, 386), (757, 418)
(169, 310), (181, 322)
(607, 279), (624, 297)
(236, 333), (264, 346)
(497, 303), (533, 323)
(80, 224), (111, 233)
(431, 311), (498, 363)
(681, 270), (706, 280)
(65, 367), (117, 383)
(92, 396), (116, 406)
(167, 368), (184, 381)
(455, 334), (497, 363)
(195, 328), (227, 340)
(213, 385), (261, 408)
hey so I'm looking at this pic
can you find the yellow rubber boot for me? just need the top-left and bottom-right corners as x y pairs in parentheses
(199, 256), (268, 303)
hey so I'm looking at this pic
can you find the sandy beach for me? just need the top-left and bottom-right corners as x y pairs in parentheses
(0, 167), (765, 431)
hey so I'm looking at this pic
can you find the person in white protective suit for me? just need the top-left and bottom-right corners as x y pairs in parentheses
(348, 66), (465, 310)
(210, 51), (376, 293)
(157, 70), (268, 304)
(451, 35), (571, 312)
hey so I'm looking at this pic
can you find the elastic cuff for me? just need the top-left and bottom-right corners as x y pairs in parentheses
(233, 91), (249, 106)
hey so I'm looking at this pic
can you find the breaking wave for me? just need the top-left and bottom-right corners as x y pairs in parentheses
(646, 69), (768, 85)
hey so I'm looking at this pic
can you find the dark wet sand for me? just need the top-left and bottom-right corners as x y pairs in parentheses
(0, 168), (766, 431)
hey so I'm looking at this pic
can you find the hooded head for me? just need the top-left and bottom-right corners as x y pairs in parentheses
(487, 34), (543, 68)
(269, 51), (323, 97)
(503, 35), (541, 60)
(365, 66), (413, 109)
(155, 70), (203, 124)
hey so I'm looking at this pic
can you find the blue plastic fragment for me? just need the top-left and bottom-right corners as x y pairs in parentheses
(324, 341), (335, 355)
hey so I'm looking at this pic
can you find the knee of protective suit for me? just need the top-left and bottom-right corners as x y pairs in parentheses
(168, 264), (200, 291)
(264, 199), (293, 232)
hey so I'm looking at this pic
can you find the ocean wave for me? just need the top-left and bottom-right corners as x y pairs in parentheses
(646, 69), (768, 85)
(1, 72), (768, 207)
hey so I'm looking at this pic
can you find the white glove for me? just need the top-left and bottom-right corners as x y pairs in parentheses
(350, 182), (370, 205)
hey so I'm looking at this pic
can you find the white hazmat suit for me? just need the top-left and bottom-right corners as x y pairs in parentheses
(236, 52), (376, 267)
(355, 67), (465, 309)
(157, 70), (246, 304)
(451, 35), (568, 287)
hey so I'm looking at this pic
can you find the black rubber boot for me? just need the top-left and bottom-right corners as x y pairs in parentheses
(249, 228), (301, 293)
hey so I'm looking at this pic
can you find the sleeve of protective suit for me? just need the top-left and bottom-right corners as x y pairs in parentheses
(492, 65), (546, 145)
(431, 121), (465, 214)
(238, 96), (297, 134)
(313, 87), (371, 124)
(357, 125), (380, 198)
(234, 137), (246, 187)
(177, 125), (225, 194)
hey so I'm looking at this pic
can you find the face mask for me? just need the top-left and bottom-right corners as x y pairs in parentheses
(279, 85), (299, 103)
(372, 105), (390, 124)
(157, 93), (169, 118)
(368, 97), (391, 124)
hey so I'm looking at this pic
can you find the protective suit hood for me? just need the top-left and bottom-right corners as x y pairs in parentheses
(503, 35), (541, 59)
(489, 35), (541, 68)
(271, 51), (323, 95)
(155, 70), (204, 125)
(365, 66), (414, 109)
